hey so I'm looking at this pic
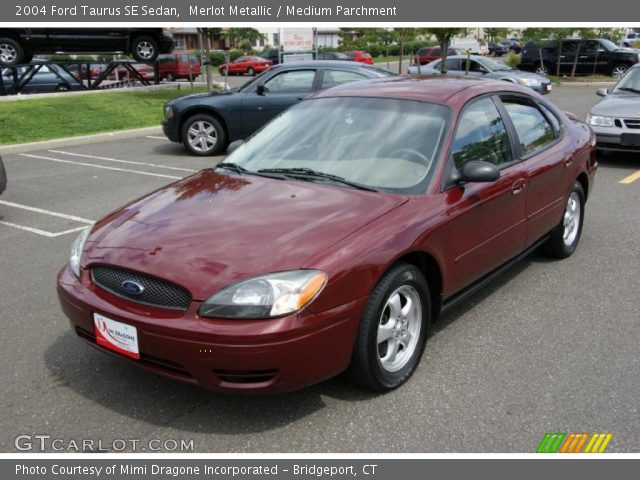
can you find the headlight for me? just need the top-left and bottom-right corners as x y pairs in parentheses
(517, 78), (540, 86)
(587, 114), (614, 127)
(69, 226), (92, 278)
(199, 270), (327, 319)
(164, 105), (174, 119)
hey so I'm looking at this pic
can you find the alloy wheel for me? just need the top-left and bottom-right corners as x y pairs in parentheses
(0, 43), (17, 64)
(562, 192), (581, 246)
(376, 285), (422, 373)
(136, 41), (155, 60)
(187, 121), (217, 153)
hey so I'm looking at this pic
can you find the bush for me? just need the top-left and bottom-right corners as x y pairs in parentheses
(208, 51), (226, 66)
(505, 51), (521, 69)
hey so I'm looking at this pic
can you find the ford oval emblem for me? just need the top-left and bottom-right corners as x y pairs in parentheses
(122, 280), (144, 296)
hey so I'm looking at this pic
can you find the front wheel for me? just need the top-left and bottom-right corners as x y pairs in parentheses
(347, 262), (430, 391)
(181, 114), (226, 156)
(535, 63), (550, 76)
(247, 67), (255, 76)
(131, 36), (159, 62)
(543, 181), (585, 258)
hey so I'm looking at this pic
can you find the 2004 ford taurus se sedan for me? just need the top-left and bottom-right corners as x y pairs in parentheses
(58, 77), (597, 393)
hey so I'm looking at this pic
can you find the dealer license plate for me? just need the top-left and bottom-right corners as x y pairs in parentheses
(93, 313), (140, 360)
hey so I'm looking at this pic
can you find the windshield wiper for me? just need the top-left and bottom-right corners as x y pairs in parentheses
(216, 162), (287, 180)
(256, 167), (379, 192)
(616, 87), (640, 94)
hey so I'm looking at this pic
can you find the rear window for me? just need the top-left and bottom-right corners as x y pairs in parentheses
(361, 52), (372, 58)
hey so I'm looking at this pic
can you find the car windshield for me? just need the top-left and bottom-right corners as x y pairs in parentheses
(599, 39), (619, 51)
(237, 70), (271, 91)
(477, 57), (512, 71)
(224, 97), (449, 194)
(612, 67), (640, 93)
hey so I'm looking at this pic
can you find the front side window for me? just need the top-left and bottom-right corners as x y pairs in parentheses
(502, 98), (556, 156)
(263, 70), (316, 93)
(451, 97), (512, 170)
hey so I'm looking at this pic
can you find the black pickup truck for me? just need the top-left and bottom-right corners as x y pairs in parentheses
(0, 28), (174, 66)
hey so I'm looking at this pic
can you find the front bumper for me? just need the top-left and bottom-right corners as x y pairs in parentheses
(57, 265), (364, 393)
(162, 118), (181, 143)
(592, 125), (640, 152)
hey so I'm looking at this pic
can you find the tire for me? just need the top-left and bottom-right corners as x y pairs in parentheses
(347, 262), (431, 392)
(611, 63), (629, 80)
(165, 72), (174, 82)
(220, 67), (227, 76)
(535, 63), (550, 76)
(247, 67), (255, 76)
(55, 84), (70, 92)
(181, 114), (226, 156)
(0, 38), (24, 66)
(543, 181), (585, 259)
(131, 36), (159, 62)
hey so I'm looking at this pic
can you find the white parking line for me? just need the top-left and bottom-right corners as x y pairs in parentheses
(20, 154), (183, 180)
(0, 221), (87, 238)
(146, 136), (168, 140)
(0, 200), (94, 224)
(48, 150), (196, 173)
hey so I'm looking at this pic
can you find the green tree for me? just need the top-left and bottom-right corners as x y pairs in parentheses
(483, 28), (510, 43)
(225, 28), (265, 49)
(425, 28), (464, 74)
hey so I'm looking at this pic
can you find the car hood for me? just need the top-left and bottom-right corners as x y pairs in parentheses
(164, 90), (237, 108)
(590, 93), (640, 117)
(85, 170), (408, 300)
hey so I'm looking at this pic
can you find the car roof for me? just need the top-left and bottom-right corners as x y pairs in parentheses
(270, 60), (378, 69)
(312, 76), (532, 104)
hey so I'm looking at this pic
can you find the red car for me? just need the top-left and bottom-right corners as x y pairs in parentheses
(218, 56), (272, 76)
(414, 46), (460, 65)
(344, 51), (374, 65)
(58, 77), (596, 394)
(157, 52), (201, 81)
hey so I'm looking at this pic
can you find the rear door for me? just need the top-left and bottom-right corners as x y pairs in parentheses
(497, 95), (568, 246)
(436, 96), (528, 293)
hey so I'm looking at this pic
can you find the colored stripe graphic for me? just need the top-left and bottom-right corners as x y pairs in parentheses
(538, 433), (613, 453)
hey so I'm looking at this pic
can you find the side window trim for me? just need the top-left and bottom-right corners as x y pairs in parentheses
(440, 93), (516, 191)
(495, 93), (563, 161)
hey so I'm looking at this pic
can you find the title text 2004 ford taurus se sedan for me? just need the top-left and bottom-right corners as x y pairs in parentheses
(58, 77), (597, 393)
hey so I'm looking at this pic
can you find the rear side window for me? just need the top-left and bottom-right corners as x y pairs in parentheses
(502, 98), (556, 156)
(321, 70), (367, 89)
(443, 58), (461, 70)
(451, 97), (512, 169)
(432, 48), (441, 56)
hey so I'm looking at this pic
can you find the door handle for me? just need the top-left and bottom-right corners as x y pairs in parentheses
(512, 180), (527, 195)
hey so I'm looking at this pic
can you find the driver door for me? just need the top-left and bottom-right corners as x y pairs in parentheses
(433, 96), (528, 293)
(240, 69), (317, 137)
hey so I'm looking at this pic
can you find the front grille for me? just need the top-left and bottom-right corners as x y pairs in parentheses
(623, 119), (640, 129)
(91, 266), (191, 311)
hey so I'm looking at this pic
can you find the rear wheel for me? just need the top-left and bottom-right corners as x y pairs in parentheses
(131, 36), (158, 62)
(165, 72), (174, 82)
(611, 63), (629, 80)
(0, 38), (24, 66)
(55, 84), (70, 92)
(543, 181), (585, 258)
(181, 114), (226, 156)
(535, 63), (550, 76)
(347, 262), (430, 391)
(247, 67), (255, 76)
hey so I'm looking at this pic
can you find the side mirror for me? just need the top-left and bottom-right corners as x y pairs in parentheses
(256, 84), (266, 96)
(459, 161), (501, 183)
(226, 139), (244, 155)
(596, 87), (609, 97)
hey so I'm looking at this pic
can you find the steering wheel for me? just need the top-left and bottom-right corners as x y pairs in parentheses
(388, 148), (429, 165)
(465, 143), (501, 166)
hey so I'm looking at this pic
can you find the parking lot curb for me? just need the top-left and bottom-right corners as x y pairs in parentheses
(0, 126), (164, 155)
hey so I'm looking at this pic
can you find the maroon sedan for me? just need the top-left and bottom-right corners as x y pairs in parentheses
(58, 77), (596, 393)
(218, 56), (272, 76)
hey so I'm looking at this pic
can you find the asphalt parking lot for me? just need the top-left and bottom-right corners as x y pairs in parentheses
(1, 84), (639, 453)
